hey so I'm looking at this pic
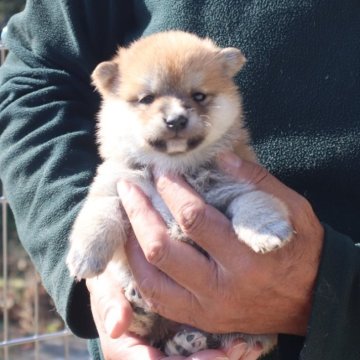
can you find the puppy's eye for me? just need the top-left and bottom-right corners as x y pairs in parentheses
(138, 94), (155, 105)
(192, 92), (207, 102)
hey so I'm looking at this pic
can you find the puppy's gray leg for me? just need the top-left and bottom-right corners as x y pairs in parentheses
(66, 195), (128, 279)
(227, 190), (293, 253)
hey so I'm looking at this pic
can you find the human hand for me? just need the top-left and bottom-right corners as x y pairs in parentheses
(86, 266), (162, 359)
(86, 264), (247, 359)
(118, 152), (324, 339)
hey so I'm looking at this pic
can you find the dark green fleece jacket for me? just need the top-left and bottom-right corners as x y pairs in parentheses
(0, 1), (359, 359)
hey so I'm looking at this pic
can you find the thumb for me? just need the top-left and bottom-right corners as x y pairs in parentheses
(86, 271), (133, 338)
(216, 152), (272, 188)
(216, 151), (297, 203)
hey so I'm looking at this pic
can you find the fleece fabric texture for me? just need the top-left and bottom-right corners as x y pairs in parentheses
(0, 1), (359, 359)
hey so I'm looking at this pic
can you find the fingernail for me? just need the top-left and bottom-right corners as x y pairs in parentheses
(104, 308), (119, 335)
(228, 343), (248, 360)
(153, 163), (174, 180)
(152, 169), (178, 194)
(217, 152), (242, 175)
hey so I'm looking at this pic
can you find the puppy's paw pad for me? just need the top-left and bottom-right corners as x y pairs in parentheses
(164, 330), (207, 356)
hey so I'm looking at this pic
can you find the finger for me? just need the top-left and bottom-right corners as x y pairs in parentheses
(153, 173), (251, 262)
(119, 181), (216, 294)
(241, 348), (264, 360)
(226, 341), (263, 360)
(115, 332), (165, 360)
(119, 344), (164, 360)
(98, 330), (166, 360)
(216, 152), (298, 202)
(86, 272), (133, 338)
(126, 234), (216, 330)
(216, 151), (315, 229)
(184, 349), (230, 360)
(126, 231), (223, 330)
(125, 233), (192, 308)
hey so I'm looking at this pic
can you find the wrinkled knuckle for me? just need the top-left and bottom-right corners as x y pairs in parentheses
(137, 278), (157, 300)
(146, 300), (162, 314)
(123, 202), (142, 220)
(292, 195), (313, 222)
(137, 283), (164, 314)
(92, 293), (112, 322)
(299, 196), (313, 214)
(144, 239), (168, 266)
(251, 165), (269, 185)
(186, 312), (200, 328)
(178, 201), (207, 235)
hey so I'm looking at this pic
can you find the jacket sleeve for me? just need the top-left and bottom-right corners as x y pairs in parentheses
(278, 224), (360, 360)
(301, 224), (360, 359)
(0, 0), (133, 338)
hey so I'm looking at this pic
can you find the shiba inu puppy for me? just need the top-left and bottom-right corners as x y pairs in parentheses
(66, 31), (293, 357)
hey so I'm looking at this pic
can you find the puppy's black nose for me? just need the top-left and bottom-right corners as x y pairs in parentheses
(164, 115), (188, 131)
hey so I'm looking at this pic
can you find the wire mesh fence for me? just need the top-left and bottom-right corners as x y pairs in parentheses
(0, 41), (89, 360)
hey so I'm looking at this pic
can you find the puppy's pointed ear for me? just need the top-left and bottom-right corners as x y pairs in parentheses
(91, 61), (120, 97)
(219, 47), (246, 77)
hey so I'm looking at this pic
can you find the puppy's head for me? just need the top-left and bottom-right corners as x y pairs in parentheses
(92, 31), (247, 171)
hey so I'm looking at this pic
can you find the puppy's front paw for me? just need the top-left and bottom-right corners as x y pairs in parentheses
(66, 239), (112, 279)
(228, 191), (293, 253)
(66, 196), (128, 279)
(164, 329), (208, 356)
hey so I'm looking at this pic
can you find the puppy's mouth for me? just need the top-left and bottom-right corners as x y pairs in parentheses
(148, 136), (204, 154)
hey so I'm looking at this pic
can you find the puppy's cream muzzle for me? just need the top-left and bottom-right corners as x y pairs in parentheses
(147, 98), (205, 154)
